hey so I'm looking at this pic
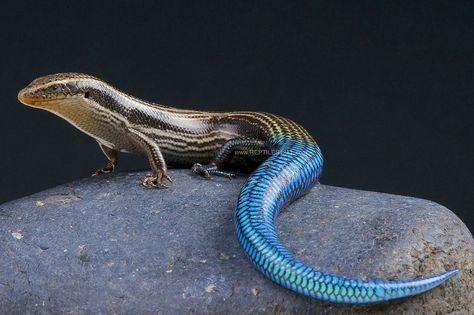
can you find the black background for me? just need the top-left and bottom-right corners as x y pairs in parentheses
(1, 1), (472, 232)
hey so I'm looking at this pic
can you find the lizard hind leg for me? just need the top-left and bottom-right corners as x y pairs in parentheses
(191, 138), (269, 180)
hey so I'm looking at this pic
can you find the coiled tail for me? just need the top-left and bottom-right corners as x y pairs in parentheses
(234, 138), (458, 303)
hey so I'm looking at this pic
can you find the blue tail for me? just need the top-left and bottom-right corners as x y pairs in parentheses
(234, 138), (458, 303)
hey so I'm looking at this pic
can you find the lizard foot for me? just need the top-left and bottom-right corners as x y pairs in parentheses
(142, 170), (172, 189)
(191, 163), (235, 180)
(92, 164), (115, 176)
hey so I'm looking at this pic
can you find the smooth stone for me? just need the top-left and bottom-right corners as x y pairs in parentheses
(0, 170), (472, 314)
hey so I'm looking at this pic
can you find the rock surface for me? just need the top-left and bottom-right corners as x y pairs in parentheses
(0, 170), (472, 314)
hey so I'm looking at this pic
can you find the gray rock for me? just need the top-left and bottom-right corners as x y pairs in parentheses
(0, 170), (472, 314)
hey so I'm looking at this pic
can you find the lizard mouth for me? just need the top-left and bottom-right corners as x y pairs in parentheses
(17, 88), (41, 106)
(17, 93), (37, 106)
(17, 90), (68, 108)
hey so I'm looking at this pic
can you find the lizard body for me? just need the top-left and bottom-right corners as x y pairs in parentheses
(18, 73), (458, 303)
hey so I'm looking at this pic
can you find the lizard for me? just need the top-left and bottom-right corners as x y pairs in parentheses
(17, 73), (458, 303)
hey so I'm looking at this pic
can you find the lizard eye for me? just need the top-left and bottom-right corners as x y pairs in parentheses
(47, 85), (60, 93)
(84, 91), (90, 98)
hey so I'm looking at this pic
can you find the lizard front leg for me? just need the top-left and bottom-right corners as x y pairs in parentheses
(128, 130), (172, 189)
(93, 142), (118, 176)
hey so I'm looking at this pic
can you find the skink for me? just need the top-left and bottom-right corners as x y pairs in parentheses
(18, 73), (458, 303)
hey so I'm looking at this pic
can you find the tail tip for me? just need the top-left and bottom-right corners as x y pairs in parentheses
(442, 268), (460, 280)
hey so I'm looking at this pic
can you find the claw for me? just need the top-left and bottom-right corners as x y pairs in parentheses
(142, 171), (169, 189)
(92, 168), (110, 176)
(92, 164), (115, 176)
(191, 163), (211, 178)
(164, 174), (173, 183)
(191, 163), (236, 179)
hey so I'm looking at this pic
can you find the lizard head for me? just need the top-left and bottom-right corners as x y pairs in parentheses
(17, 73), (120, 143)
(18, 72), (101, 109)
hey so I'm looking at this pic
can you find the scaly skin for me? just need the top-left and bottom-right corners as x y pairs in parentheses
(18, 73), (458, 303)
